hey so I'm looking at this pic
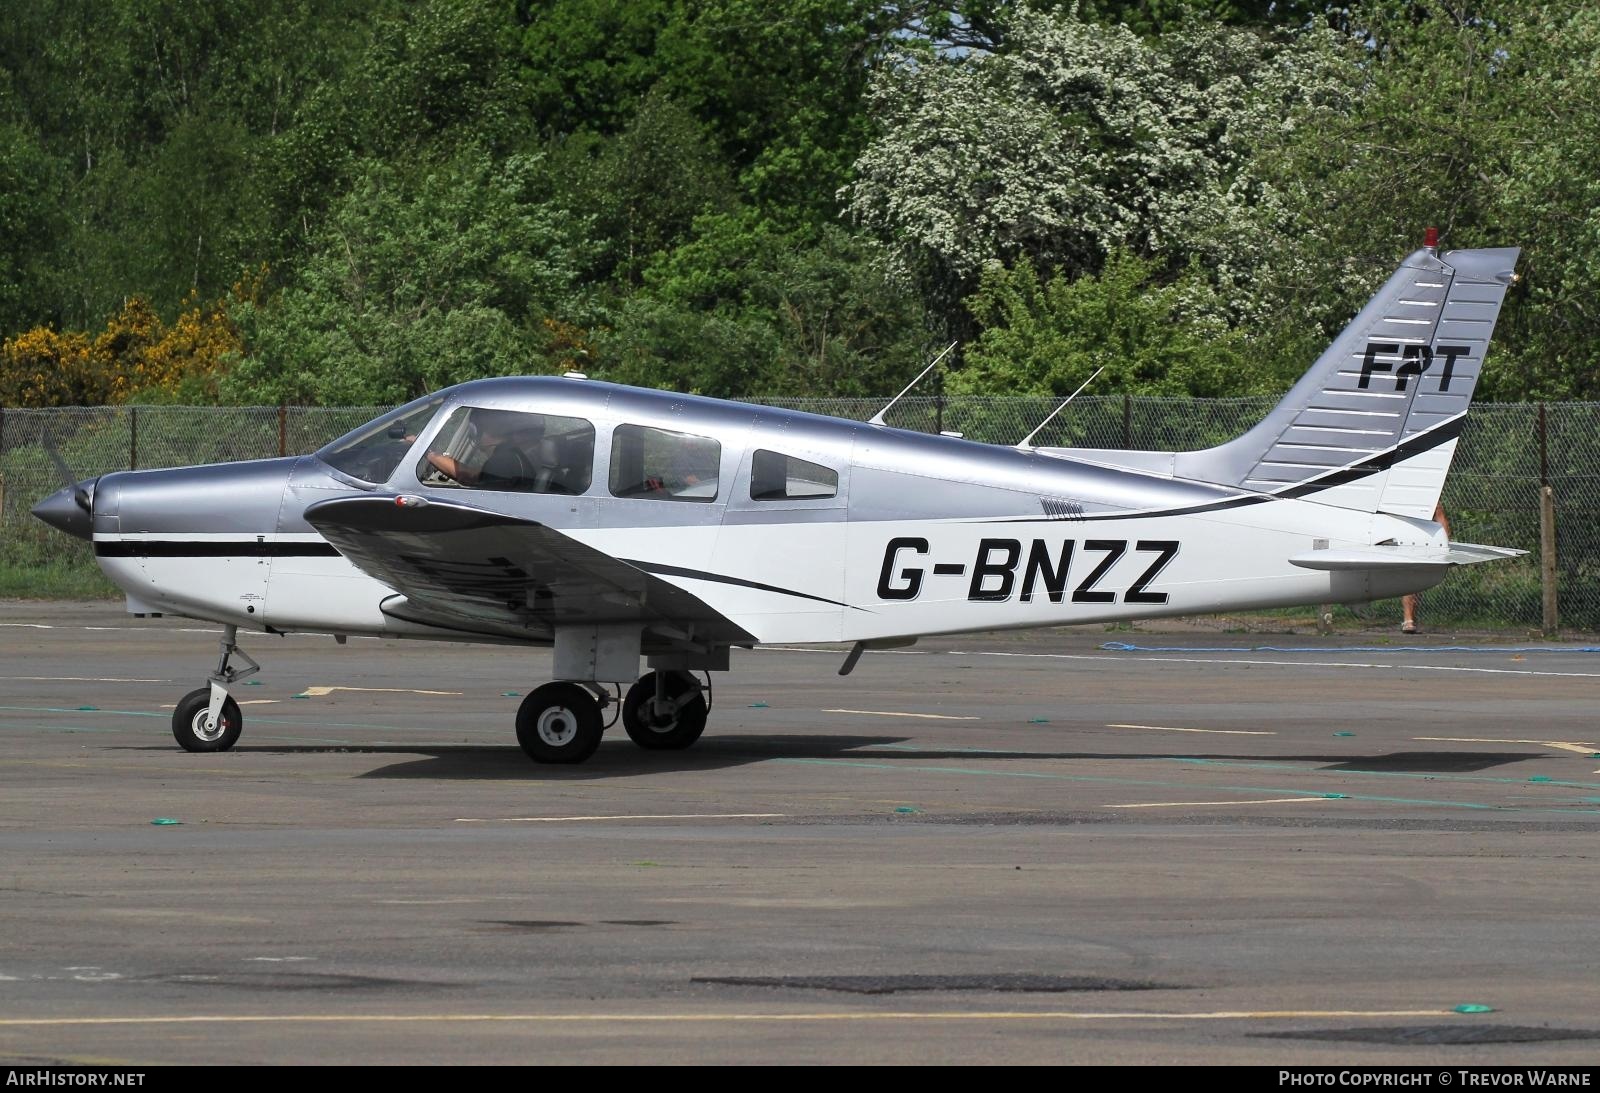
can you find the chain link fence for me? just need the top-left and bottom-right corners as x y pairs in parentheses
(1, 398), (1591, 631)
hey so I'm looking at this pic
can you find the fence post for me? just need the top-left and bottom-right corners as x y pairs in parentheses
(1539, 403), (1558, 637)
(278, 403), (288, 458)
(129, 405), (138, 470)
(1121, 393), (1131, 448)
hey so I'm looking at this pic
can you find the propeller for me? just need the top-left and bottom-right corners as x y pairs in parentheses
(41, 426), (92, 512)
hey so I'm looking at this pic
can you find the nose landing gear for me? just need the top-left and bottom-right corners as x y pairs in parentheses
(171, 625), (258, 753)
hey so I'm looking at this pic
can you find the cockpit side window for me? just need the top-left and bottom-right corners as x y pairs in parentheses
(317, 398), (444, 484)
(608, 424), (720, 502)
(750, 450), (838, 500)
(418, 407), (595, 494)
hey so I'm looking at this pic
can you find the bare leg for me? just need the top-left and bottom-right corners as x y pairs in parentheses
(1402, 593), (1419, 633)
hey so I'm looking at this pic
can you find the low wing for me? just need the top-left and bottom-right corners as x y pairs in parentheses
(1288, 541), (1526, 572)
(303, 495), (754, 646)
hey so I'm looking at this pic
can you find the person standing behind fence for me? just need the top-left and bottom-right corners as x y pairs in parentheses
(1401, 502), (1451, 634)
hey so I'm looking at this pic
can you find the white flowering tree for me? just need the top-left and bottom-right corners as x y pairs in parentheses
(845, 7), (1357, 342)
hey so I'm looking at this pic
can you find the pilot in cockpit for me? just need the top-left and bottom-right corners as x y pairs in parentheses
(424, 410), (543, 491)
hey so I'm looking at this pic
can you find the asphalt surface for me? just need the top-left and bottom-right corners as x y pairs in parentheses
(1, 601), (1598, 1065)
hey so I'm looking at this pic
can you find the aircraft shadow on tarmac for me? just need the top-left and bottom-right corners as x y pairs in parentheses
(177, 737), (1547, 780)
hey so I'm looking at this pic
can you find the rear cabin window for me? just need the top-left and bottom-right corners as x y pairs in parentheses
(418, 407), (594, 494)
(609, 424), (720, 502)
(750, 450), (838, 500)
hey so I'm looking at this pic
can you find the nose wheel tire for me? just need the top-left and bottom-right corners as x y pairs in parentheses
(516, 683), (603, 764)
(622, 671), (708, 751)
(172, 687), (243, 752)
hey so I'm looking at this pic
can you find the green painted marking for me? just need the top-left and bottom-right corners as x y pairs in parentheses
(1454, 1004), (1494, 1014)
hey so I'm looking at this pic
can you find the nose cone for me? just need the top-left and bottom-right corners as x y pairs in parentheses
(32, 480), (97, 541)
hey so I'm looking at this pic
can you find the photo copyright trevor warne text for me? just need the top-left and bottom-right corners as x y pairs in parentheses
(1279, 1073), (1592, 1087)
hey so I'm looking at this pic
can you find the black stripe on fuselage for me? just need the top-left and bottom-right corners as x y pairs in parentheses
(94, 540), (341, 558)
(989, 415), (1465, 524)
(622, 559), (864, 611)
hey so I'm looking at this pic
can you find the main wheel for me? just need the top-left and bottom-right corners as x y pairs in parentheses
(515, 682), (603, 764)
(622, 671), (708, 751)
(172, 687), (243, 752)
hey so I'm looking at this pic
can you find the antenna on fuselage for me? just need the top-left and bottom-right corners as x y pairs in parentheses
(868, 342), (957, 427)
(1014, 366), (1106, 451)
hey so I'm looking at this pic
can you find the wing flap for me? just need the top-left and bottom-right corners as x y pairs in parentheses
(303, 495), (754, 644)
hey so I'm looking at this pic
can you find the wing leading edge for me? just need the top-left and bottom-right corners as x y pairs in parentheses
(303, 495), (755, 646)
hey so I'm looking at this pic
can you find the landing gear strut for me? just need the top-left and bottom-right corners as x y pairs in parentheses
(171, 625), (258, 753)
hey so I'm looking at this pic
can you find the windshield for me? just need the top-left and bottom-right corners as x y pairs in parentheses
(316, 396), (444, 484)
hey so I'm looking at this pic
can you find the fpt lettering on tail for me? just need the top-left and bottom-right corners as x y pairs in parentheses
(1359, 342), (1470, 393)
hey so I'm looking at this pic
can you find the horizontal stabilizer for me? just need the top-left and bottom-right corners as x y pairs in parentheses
(1288, 541), (1526, 572)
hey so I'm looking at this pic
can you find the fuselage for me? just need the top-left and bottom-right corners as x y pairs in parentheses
(54, 376), (1446, 646)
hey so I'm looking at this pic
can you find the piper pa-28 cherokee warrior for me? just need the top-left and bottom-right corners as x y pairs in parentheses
(34, 235), (1523, 764)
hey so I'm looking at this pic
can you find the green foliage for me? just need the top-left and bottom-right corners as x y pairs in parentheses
(549, 89), (738, 284)
(223, 149), (587, 404)
(597, 213), (931, 397)
(954, 253), (1258, 397)
(0, 114), (63, 338)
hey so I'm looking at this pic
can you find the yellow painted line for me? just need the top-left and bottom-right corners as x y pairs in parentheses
(1416, 736), (1597, 755)
(822, 709), (980, 721)
(1107, 797), (1328, 809)
(0, 1009), (1459, 1028)
(300, 686), (461, 697)
(454, 813), (786, 824)
(1107, 723), (1274, 736)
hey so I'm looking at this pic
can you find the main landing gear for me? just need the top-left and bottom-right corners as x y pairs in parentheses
(167, 627), (715, 766)
(172, 625), (258, 752)
(513, 670), (710, 764)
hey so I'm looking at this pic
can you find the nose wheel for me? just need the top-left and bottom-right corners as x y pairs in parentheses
(171, 625), (257, 753)
(172, 686), (243, 752)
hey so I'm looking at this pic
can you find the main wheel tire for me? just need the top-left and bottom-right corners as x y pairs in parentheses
(515, 682), (603, 764)
(622, 671), (708, 751)
(171, 687), (243, 752)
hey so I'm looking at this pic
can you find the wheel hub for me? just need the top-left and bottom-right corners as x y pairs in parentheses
(191, 710), (227, 743)
(536, 706), (578, 747)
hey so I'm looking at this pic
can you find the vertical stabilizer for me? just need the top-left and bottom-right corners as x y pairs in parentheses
(1173, 245), (1520, 517)
(1042, 243), (1521, 518)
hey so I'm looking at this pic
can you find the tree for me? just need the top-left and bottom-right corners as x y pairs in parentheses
(844, 7), (1357, 328)
(953, 252), (1256, 397)
(224, 149), (588, 404)
(598, 212), (931, 397)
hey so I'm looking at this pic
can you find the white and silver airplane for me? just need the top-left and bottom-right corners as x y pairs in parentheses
(34, 238), (1522, 764)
